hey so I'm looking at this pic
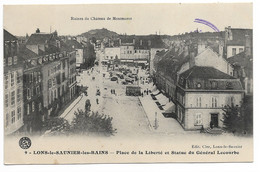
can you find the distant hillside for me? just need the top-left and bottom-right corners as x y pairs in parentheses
(80, 28), (119, 40)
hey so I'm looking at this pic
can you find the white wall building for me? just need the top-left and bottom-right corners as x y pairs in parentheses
(176, 66), (244, 130)
(178, 48), (234, 76)
(227, 45), (244, 58)
(104, 47), (121, 60)
(76, 48), (84, 67)
(120, 44), (135, 60)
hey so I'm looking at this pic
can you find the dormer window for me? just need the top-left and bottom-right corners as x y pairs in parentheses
(38, 57), (42, 64)
(196, 82), (202, 88)
(211, 81), (218, 89)
(179, 77), (184, 86)
(13, 56), (17, 65)
(226, 82), (233, 89)
(8, 57), (12, 66)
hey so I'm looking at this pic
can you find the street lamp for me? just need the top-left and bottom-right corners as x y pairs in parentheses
(154, 112), (159, 130)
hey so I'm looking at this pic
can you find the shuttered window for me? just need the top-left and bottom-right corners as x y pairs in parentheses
(194, 113), (202, 125)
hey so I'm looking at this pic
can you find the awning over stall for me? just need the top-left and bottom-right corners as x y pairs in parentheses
(152, 89), (160, 95)
(164, 102), (175, 113)
(155, 93), (169, 105)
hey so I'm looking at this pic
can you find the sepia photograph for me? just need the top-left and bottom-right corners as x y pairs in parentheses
(2, 2), (254, 165)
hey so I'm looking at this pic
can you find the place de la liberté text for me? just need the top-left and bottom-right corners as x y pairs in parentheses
(30, 150), (240, 156)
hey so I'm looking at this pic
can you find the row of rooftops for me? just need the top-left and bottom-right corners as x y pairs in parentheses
(4, 29), (84, 66)
(155, 46), (247, 91)
(155, 27), (253, 75)
(154, 28), (253, 92)
(23, 51), (69, 70)
(105, 35), (167, 49)
(4, 29), (17, 42)
(178, 66), (243, 91)
(170, 27), (252, 45)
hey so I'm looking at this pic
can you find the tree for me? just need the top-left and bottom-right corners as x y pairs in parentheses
(241, 96), (253, 134)
(42, 100), (116, 136)
(70, 110), (116, 136)
(222, 104), (245, 134)
(42, 117), (71, 136)
(222, 96), (253, 135)
(91, 37), (97, 44)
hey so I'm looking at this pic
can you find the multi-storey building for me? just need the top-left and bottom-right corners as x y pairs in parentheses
(120, 40), (135, 62)
(227, 51), (253, 95)
(150, 48), (166, 75)
(104, 47), (121, 61)
(154, 39), (233, 99)
(4, 29), (24, 135)
(68, 51), (77, 100)
(42, 57), (62, 117)
(224, 26), (252, 58)
(25, 29), (74, 120)
(20, 46), (44, 133)
(175, 66), (244, 130)
(60, 40), (78, 100)
(63, 38), (84, 68)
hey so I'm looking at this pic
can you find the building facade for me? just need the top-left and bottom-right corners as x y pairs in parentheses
(104, 47), (121, 61)
(150, 48), (166, 74)
(120, 44), (135, 60)
(68, 51), (77, 100)
(224, 26), (253, 58)
(26, 29), (77, 120)
(227, 52), (253, 95)
(175, 66), (244, 130)
(4, 29), (24, 135)
(41, 53), (68, 118)
(21, 48), (44, 133)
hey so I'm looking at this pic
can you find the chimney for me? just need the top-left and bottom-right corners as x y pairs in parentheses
(189, 51), (196, 67)
(36, 28), (40, 33)
(224, 27), (229, 44)
(218, 40), (224, 57)
(133, 38), (135, 44)
(228, 26), (232, 40)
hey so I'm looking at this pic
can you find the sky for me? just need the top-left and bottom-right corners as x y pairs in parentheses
(3, 3), (253, 37)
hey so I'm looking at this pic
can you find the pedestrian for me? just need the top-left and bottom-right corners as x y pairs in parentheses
(96, 98), (99, 104)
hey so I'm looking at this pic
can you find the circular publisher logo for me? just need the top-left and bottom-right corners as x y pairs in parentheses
(19, 137), (31, 149)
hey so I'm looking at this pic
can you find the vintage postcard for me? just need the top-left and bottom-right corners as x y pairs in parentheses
(3, 3), (253, 164)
